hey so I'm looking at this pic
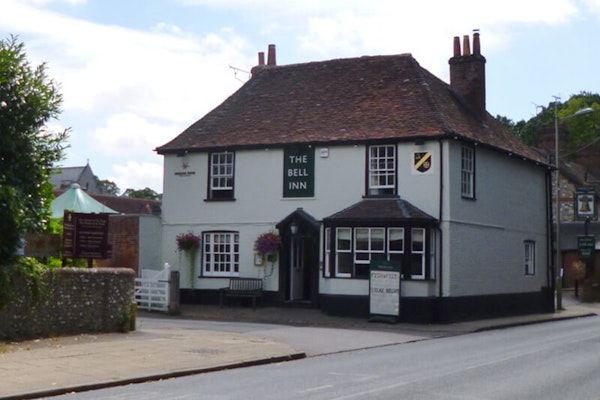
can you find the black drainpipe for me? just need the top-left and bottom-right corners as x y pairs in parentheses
(546, 167), (555, 312)
(437, 140), (444, 318)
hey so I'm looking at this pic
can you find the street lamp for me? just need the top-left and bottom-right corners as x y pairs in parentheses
(554, 103), (594, 310)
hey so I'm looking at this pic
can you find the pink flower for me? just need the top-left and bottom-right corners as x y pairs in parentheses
(254, 232), (280, 255)
(176, 232), (200, 252)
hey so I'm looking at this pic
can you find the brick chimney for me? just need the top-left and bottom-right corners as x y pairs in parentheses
(267, 44), (276, 66)
(251, 44), (276, 76)
(449, 32), (486, 120)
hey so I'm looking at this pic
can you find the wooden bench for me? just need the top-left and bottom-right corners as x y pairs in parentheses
(219, 277), (263, 310)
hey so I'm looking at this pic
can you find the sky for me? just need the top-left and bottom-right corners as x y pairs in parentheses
(1, 0), (599, 194)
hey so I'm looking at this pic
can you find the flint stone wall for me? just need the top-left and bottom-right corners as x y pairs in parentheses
(0, 267), (135, 340)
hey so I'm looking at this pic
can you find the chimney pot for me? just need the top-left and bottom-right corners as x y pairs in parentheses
(267, 44), (276, 66)
(258, 51), (265, 66)
(453, 36), (461, 57)
(462, 35), (470, 56)
(472, 32), (481, 55)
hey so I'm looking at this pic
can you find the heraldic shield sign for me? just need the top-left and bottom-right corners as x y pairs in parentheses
(413, 151), (432, 174)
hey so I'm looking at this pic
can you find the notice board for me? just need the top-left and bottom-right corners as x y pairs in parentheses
(369, 260), (401, 322)
(63, 211), (110, 259)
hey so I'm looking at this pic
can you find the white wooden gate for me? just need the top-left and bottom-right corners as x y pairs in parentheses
(134, 264), (171, 312)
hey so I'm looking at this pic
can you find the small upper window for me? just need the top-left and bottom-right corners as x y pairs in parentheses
(368, 145), (396, 196)
(525, 240), (535, 276)
(461, 146), (475, 199)
(208, 151), (234, 200)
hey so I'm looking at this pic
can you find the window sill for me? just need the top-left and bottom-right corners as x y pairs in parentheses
(204, 198), (236, 202)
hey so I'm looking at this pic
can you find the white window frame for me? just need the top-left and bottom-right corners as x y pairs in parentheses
(368, 144), (396, 195)
(209, 151), (234, 199)
(387, 227), (405, 265)
(335, 228), (352, 278)
(354, 227), (385, 277)
(324, 227), (331, 278)
(461, 146), (474, 198)
(410, 228), (426, 280)
(202, 232), (239, 277)
(525, 240), (536, 275)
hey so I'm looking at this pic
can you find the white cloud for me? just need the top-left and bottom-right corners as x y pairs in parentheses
(91, 112), (175, 159)
(1, 0), (250, 122)
(583, 0), (600, 19)
(110, 161), (163, 193)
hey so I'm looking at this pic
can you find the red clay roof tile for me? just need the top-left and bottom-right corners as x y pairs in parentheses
(156, 53), (547, 166)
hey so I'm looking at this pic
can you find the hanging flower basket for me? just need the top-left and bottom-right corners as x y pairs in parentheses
(176, 232), (200, 252)
(176, 232), (200, 287)
(254, 231), (280, 256)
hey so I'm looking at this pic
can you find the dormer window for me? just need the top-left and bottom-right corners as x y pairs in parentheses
(367, 144), (396, 196)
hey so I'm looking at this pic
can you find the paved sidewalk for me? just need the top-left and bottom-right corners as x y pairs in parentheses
(0, 291), (597, 400)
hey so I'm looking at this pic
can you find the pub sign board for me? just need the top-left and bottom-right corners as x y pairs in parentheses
(578, 235), (595, 260)
(575, 186), (597, 221)
(369, 259), (401, 322)
(283, 145), (315, 198)
(62, 211), (110, 259)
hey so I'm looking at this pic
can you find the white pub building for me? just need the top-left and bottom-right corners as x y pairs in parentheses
(156, 33), (553, 322)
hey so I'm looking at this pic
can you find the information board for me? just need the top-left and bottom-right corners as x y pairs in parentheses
(62, 211), (110, 259)
(369, 260), (401, 320)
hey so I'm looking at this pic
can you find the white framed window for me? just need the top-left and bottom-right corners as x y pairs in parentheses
(410, 228), (426, 279)
(525, 240), (536, 275)
(209, 151), (235, 199)
(368, 145), (396, 196)
(335, 228), (352, 278)
(324, 228), (331, 277)
(324, 226), (431, 280)
(202, 232), (239, 277)
(388, 227), (404, 266)
(461, 146), (475, 199)
(354, 228), (385, 278)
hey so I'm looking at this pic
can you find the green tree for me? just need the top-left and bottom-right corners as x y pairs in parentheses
(122, 187), (161, 201)
(558, 93), (600, 156)
(0, 36), (68, 265)
(98, 179), (120, 195)
(499, 92), (600, 150)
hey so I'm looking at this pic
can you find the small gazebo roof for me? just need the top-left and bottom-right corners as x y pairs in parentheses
(51, 184), (118, 218)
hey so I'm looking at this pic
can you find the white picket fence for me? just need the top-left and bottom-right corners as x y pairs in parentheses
(134, 264), (171, 312)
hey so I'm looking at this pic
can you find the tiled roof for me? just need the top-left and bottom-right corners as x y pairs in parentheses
(156, 53), (547, 165)
(323, 197), (437, 224)
(91, 194), (162, 216)
(49, 166), (87, 188)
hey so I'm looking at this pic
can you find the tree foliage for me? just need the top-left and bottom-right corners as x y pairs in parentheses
(0, 36), (68, 265)
(98, 179), (120, 195)
(122, 187), (161, 201)
(500, 92), (600, 151)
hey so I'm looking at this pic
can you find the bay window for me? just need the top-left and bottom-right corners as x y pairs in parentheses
(324, 226), (432, 280)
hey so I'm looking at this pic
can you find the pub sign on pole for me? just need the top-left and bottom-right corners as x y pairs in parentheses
(575, 186), (597, 221)
(578, 235), (595, 260)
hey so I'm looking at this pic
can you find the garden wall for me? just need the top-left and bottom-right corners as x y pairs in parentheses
(0, 267), (135, 340)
